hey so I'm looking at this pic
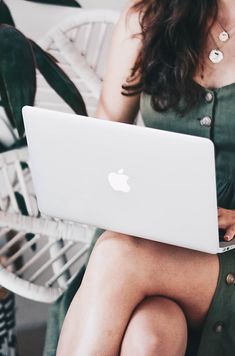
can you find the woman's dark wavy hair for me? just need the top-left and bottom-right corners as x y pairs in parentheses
(123, 0), (218, 114)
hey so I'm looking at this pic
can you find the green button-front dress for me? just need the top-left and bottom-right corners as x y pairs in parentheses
(140, 83), (235, 356)
(43, 83), (235, 356)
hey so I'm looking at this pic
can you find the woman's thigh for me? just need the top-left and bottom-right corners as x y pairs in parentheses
(120, 296), (188, 356)
(91, 231), (220, 328)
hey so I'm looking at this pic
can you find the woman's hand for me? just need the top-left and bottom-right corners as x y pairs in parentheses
(218, 207), (235, 241)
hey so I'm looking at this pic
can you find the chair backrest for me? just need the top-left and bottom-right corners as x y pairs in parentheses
(37, 9), (119, 116)
(0, 146), (95, 303)
(37, 8), (144, 124)
(0, 9), (126, 303)
(0, 8), (144, 303)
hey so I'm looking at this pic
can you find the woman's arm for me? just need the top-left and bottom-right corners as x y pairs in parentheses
(95, 1), (142, 124)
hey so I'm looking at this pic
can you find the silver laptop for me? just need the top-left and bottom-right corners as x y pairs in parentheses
(22, 106), (235, 254)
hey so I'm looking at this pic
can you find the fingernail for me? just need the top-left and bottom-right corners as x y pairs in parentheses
(224, 235), (230, 241)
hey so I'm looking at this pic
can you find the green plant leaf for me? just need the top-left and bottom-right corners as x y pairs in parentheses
(20, 161), (29, 170)
(14, 192), (36, 250)
(8, 137), (27, 151)
(0, 141), (7, 153)
(0, 25), (36, 137)
(15, 191), (29, 216)
(31, 40), (87, 116)
(0, 0), (15, 26)
(24, 0), (81, 7)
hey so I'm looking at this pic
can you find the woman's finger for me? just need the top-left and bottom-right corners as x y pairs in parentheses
(224, 224), (235, 241)
(217, 207), (223, 216)
(218, 214), (235, 229)
(218, 216), (228, 229)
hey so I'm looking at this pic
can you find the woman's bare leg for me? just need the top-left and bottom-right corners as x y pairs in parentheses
(120, 296), (187, 356)
(56, 231), (219, 356)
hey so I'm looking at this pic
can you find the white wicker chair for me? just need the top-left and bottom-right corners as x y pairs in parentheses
(0, 8), (143, 304)
(37, 8), (119, 117)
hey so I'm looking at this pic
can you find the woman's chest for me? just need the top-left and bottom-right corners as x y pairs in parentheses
(140, 88), (235, 151)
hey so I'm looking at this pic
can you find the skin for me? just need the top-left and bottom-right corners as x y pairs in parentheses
(218, 208), (235, 241)
(57, 0), (235, 355)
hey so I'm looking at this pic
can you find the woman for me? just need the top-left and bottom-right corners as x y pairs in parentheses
(56, 0), (235, 354)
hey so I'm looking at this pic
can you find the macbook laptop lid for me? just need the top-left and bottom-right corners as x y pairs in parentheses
(22, 106), (234, 254)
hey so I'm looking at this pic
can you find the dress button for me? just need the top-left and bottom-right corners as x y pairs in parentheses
(226, 273), (235, 285)
(200, 116), (212, 127)
(205, 91), (214, 103)
(213, 321), (225, 333)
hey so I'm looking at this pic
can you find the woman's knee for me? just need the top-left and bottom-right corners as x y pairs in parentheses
(89, 230), (142, 270)
(86, 231), (170, 294)
(82, 231), (146, 291)
(91, 230), (165, 266)
(120, 296), (188, 356)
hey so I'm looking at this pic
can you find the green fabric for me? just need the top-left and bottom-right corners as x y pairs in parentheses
(140, 83), (235, 209)
(43, 83), (235, 356)
(141, 83), (235, 355)
(197, 250), (235, 356)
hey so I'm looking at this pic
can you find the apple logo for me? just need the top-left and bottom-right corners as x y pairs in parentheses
(108, 168), (131, 193)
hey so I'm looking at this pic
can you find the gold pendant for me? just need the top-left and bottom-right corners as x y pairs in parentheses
(219, 31), (229, 42)
(209, 49), (224, 63)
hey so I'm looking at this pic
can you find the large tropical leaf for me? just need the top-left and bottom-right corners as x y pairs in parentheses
(8, 137), (27, 151)
(0, 25), (36, 137)
(0, 0), (15, 26)
(14, 191), (36, 250)
(31, 40), (87, 116)
(0, 141), (7, 152)
(24, 0), (81, 7)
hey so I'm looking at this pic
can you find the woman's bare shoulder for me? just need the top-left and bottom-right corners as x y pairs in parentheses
(120, 0), (142, 37)
(95, 1), (143, 123)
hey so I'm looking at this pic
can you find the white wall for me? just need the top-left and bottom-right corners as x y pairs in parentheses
(5, 0), (127, 41)
(80, 0), (127, 9)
